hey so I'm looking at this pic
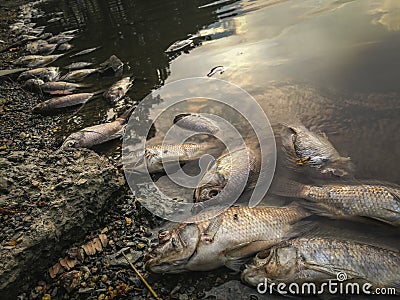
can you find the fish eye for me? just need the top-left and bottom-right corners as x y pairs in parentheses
(208, 189), (219, 198)
(256, 249), (271, 260)
(158, 230), (171, 244)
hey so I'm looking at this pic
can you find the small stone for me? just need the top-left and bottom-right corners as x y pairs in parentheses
(41, 294), (51, 300)
(136, 243), (146, 250)
(101, 275), (108, 283)
(124, 217), (132, 227)
(98, 294), (105, 300)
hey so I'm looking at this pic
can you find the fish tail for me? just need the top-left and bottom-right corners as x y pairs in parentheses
(118, 106), (135, 123)
(270, 178), (305, 198)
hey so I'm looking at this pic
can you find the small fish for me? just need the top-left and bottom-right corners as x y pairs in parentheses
(57, 43), (73, 52)
(272, 179), (400, 226)
(173, 113), (220, 134)
(47, 17), (61, 23)
(13, 54), (64, 68)
(47, 34), (75, 45)
(98, 55), (124, 75)
(145, 205), (309, 273)
(126, 142), (219, 174)
(165, 39), (193, 53)
(282, 122), (354, 177)
(26, 40), (57, 55)
(103, 77), (134, 103)
(207, 66), (225, 77)
(194, 146), (261, 203)
(69, 47), (100, 58)
(241, 237), (400, 290)
(33, 93), (95, 113)
(60, 68), (98, 82)
(64, 62), (94, 70)
(18, 67), (60, 82)
(39, 32), (53, 40)
(61, 107), (133, 149)
(40, 81), (89, 95)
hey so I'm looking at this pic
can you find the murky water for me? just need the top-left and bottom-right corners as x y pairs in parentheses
(32, 0), (399, 297)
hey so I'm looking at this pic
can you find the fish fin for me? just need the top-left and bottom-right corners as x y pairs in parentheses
(284, 220), (321, 240)
(201, 215), (223, 242)
(224, 256), (251, 272)
(270, 178), (305, 198)
(118, 106), (135, 123)
(106, 126), (126, 142)
(224, 241), (272, 271)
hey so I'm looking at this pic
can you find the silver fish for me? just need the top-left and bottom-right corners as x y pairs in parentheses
(40, 81), (89, 95)
(60, 68), (98, 82)
(13, 54), (64, 68)
(173, 113), (220, 134)
(242, 237), (400, 290)
(18, 67), (60, 82)
(126, 142), (220, 174)
(194, 146), (261, 203)
(165, 39), (193, 53)
(61, 108), (133, 149)
(69, 47), (100, 58)
(145, 205), (309, 273)
(64, 62), (94, 70)
(282, 122), (353, 177)
(47, 34), (75, 45)
(103, 77), (134, 103)
(33, 93), (95, 113)
(272, 179), (400, 226)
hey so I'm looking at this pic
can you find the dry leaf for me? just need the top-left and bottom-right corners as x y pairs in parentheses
(81, 242), (96, 256)
(92, 238), (103, 252)
(98, 234), (108, 247)
(49, 263), (64, 279)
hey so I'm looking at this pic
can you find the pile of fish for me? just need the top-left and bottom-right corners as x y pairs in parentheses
(3, 0), (135, 149)
(139, 113), (399, 294)
(3, 1), (399, 296)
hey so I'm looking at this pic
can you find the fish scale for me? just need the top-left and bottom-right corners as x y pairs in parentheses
(300, 183), (400, 225)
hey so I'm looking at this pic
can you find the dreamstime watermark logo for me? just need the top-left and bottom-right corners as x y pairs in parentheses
(256, 272), (397, 295)
(122, 77), (276, 222)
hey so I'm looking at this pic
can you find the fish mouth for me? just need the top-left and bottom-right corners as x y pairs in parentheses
(241, 266), (266, 287)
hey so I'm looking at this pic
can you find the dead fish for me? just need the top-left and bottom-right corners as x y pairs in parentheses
(165, 39), (193, 53)
(98, 55), (124, 75)
(173, 113), (220, 134)
(145, 205), (309, 273)
(13, 54), (64, 68)
(282, 122), (354, 177)
(60, 68), (98, 82)
(39, 32), (53, 40)
(33, 93), (95, 113)
(40, 81), (89, 95)
(242, 237), (400, 290)
(69, 47), (100, 58)
(103, 77), (134, 103)
(18, 67), (60, 82)
(47, 17), (61, 23)
(207, 66), (225, 77)
(61, 107), (133, 149)
(194, 146), (261, 203)
(58, 43), (73, 52)
(64, 62), (94, 70)
(272, 179), (400, 226)
(126, 142), (220, 174)
(26, 40), (57, 55)
(47, 34), (75, 45)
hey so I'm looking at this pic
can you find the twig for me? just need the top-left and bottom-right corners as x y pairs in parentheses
(122, 251), (161, 300)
